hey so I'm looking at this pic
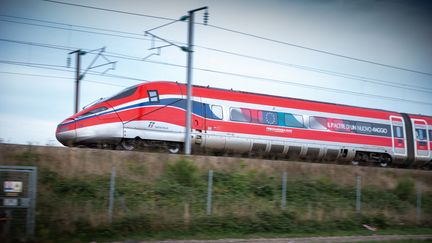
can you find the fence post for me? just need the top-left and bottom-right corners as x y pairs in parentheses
(206, 169), (213, 215)
(356, 175), (361, 216)
(416, 182), (422, 224)
(108, 166), (116, 223)
(281, 171), (287, 209)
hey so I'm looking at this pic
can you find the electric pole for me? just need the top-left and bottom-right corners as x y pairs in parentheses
(143, 7), (208, 155)
(184, 6), (208, 155)
(69, 49), (85, 114)
(68, 48), (115, 114)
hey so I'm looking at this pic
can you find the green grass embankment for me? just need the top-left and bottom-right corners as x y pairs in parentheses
(0, 144), (431, 241)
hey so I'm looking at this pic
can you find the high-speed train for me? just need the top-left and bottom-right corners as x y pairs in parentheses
(56, 81), (432, 167)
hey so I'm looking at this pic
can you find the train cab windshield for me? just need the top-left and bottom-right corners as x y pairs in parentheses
(106, 86), (138, 102)
(78, 106), (108, 118)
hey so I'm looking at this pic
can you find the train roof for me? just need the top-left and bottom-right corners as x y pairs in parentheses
(142, 81), (432, 121)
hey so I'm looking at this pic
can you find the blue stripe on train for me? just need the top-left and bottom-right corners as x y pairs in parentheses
(72, 98), (221, 123)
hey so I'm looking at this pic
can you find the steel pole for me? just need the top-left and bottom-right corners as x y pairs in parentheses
(74, 50), (81, 114)
(184, 7), (207, 155)
(184, 11), (195, 155)
(281, 171), (287, 209)
(206, 169), (213, 215)
(108, 166), (116, 223)
(356, 175), (361, 216)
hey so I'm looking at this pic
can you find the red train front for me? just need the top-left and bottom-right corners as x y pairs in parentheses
(56, 81), (432, 167)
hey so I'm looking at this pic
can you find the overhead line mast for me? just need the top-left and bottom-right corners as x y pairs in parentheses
(184, 6), (209, 155)
(144, 7), (208, 155)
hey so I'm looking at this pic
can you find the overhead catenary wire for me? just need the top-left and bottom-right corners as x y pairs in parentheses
(1, 36), (430, 93)
(0, 71), (129, 87)
(0, 14), (147, 39)
(1, 37), (431, 105)
(0, 60), (146, 83)
(2, 14), (431, 91)
(133, 59), (432, 106)
(41, 0), (432, 76)
(43, 0), (176, 21)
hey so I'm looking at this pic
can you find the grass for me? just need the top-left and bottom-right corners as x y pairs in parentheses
(57, 227), (432, 242)
(33, 159), (432, 241)
(1, 145), (431, 242)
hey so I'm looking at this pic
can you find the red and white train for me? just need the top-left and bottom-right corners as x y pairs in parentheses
(56, 81), (432, 167)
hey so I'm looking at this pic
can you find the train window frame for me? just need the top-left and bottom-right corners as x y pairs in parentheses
(416, 128), (427, 141)
(261, 111), (278, 125)
(284, 113), (304, 128)
(148, 90), (160, 103)
(230, 107), (252, 123)
(106, 86), (138, 102)
(309, 116), (328, 130)
(394, 126), (404, 138)
(355, 121), (373, 135)
(78, 106), (108, 118)
(210, 105), (223, 120)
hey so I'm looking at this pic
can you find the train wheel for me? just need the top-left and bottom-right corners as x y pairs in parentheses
(121, 139), (137, 151)
(379, 161), (388, 167)
(168, 143), (181, 154)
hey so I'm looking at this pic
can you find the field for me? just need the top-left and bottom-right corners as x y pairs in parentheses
(0, 144), (431, 242)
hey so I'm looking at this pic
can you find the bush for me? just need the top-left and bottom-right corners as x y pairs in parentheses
(395, 179), (415, 201)
(167, 159), (199, 187)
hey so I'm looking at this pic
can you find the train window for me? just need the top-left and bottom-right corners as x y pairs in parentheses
(261, 111), (278, 125)
(106, 86), (138, 102)
(284, 113), (304, 128)
(309, 116), (328, 130)
(416, 129), (427, 141)
(429, 130), (432, 141)
(327, 118), (353, 133)
(230, 108), (251, 122)
(210, 105), (223, 120)
(148, 90), (159, 103)
(78, 106), (107, 118)
(355, 121), (373, 135)
(393, 126), (404, 138)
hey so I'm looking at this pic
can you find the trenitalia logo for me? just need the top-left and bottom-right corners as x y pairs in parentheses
(148, 122), (156, 128)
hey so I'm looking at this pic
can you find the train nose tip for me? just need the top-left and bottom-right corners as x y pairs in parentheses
(55, 119), (76, 146)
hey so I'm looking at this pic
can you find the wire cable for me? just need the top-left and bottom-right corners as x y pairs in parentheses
(2, 16), (431, 92)
(2, 37), (431, 95)
(112, 58), (432, 106)
(0, 60), (146, 83)
(43, 0), (176, 21)
(41, 0), (432, 76)
(0, 71), (129, 87)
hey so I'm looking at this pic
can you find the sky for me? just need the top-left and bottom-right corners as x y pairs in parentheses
(0, 0), (431, 146)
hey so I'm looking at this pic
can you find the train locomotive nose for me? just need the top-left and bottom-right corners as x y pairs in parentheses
(55, 118), (77, 146)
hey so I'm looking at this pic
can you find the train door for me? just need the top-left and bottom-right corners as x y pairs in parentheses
(191, 98), (206, 147)
(202, 104), (226, 151)
(412, 119), (430, 158)
(390, 116), (407, 156)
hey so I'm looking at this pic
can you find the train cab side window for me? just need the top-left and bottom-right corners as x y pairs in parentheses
(79, 106), (107, 118)
(230, 108), (251, 122)
(210, 105), (223, 120)
(416, 129), (427, 141)
(148, 90), (159, 103)
(284, 113), (304, 128)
